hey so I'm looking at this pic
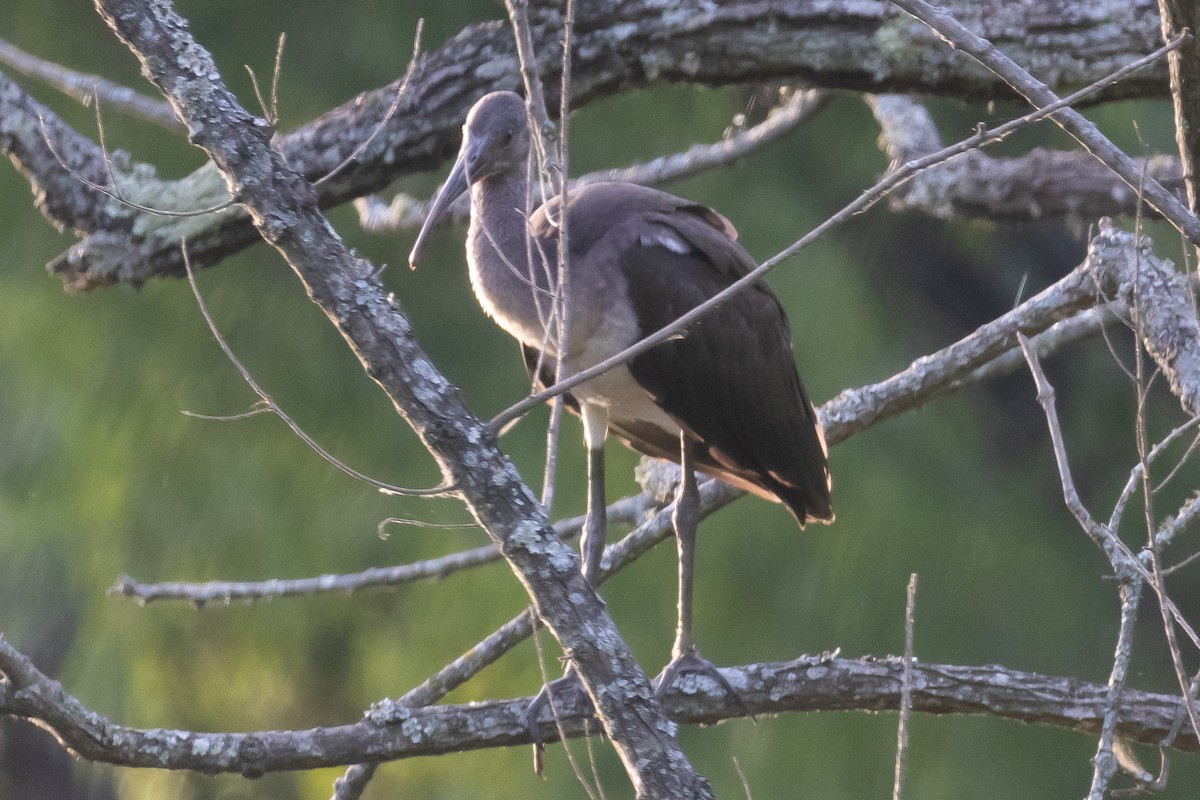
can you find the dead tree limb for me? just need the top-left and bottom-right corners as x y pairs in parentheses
(0, 0), (1170, 290)
(2, 636), (1194, 775)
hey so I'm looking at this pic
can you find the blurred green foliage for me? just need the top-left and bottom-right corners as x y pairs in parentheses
(2, 2), (1199, 798)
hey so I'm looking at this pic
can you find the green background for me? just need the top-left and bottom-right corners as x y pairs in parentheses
(2, 2), (1198, 798)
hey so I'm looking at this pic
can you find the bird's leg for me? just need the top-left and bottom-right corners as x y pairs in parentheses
(671, 439), (700, 660)
(525, 405), (609, 773)
(656, 436), (754, 720)
(581, 439), (607, 584)
(579, 403), (611, 584)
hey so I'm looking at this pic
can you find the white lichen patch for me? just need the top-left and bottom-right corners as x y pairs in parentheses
(365, 697), (411, 724)
(672, 670), (719, 696)
(400, 716), (426, 743)
(118, 160), (239, 240)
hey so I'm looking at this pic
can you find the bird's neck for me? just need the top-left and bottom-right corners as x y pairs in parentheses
(467, 173), (557, 349)
(470, 173), (531, 266)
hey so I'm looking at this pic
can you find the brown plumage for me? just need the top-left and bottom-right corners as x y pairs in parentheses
(410, 91), (833, 710)
(519, 181), (832, 525)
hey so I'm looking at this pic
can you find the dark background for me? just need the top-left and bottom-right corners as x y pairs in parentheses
(1, 1), (1197, 798)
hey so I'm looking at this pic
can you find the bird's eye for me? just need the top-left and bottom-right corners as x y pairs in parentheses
(502, 130), (514, 144)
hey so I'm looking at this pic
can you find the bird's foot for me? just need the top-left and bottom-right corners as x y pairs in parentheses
(654, 648), (756, 721)
(526, 667), (595, 776)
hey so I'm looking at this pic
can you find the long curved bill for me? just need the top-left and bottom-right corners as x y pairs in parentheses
(408, 149), (470, 269)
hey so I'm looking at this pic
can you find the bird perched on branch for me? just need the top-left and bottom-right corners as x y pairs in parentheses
(410, 90), (832, 730)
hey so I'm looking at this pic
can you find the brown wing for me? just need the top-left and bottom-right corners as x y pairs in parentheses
(616, 206), (833, 526)
(527, 182), (831, 525)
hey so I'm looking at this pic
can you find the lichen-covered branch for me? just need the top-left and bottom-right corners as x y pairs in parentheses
(893, 0), (1200, 245)
(823, 260), (1095, 444)
(826, 225), (1199, 441)
(868, 93), (1184, 222)
(2, 0), (1169, 290)
(0, 70), (130, 237)
(1089, 221), (1200, 414)
(2, 635), (1194, 775)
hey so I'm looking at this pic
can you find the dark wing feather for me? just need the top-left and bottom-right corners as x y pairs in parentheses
(527, 182), (831, 525)
(618, 207), (833, 526)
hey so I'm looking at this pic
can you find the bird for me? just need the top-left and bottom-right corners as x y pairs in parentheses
(409, 90), (832, 718)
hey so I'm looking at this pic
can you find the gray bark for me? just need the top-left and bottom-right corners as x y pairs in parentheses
(0, 0), (1169, 289)
(2, 637), (1194, 774)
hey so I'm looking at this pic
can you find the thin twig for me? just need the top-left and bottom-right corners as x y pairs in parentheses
(181, 242), (453, 498)
(245, 32), (287, 129)
(1156, 3), (1200, 213)
(1090, 577), (1147, 800)
(1158, 494), (1200, 564)
(893, 573), (917, 800)
(580, 89), (831, 188)
(1108, 417), (1200, 535)
(504, 0), (557, 178)
(1018, 333), (1138, 565)
(1018, 334), (1150, 798)
(314, 21), (423, 190)
(0, 36), (182, 131)
(541, 0), (577, 515)
(111, 488), (652, 605)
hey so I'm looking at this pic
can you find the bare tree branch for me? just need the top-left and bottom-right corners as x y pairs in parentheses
(0, 36), (181, 131)
(1018, 333), (1148, 797)
(868, 94), (1185, 222)
(0, 0), (1170, 291)
(2, 634), (1195, 775)
(892, 573), (918, 800)
(892, 0), (1200, 246)
(109, 494), (652, 606)
(580, 88), (831, 187)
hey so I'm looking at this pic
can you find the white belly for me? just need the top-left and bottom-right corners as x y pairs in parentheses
(477, 286), (682, 441)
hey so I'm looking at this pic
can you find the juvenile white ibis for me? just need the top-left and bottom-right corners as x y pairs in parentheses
(410, 91), (832, 711)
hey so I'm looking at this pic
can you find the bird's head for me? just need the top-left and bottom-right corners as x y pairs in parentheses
(409, 92), (530, 269)
(462, 91), (530, 182)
